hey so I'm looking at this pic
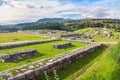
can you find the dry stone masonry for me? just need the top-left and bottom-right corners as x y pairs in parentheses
(0, 39), (58, 50)
(52, 42), (71, 49)
(0, 43), (103, 80)
(0, 48), (37, 62)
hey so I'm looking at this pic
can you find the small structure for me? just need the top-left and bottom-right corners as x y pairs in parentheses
(52, 42), (71, 49)
(0, 48), (37, 62)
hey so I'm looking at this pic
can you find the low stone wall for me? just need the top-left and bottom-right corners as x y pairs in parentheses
(0, 43), (102, 80)
(0, 39), (58, 50)
(61, 38), (94, 44)
(0, 48), (37, 62)
(52, 42), (71, 49)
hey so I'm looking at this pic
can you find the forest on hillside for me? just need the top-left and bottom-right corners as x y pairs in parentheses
(5, 19), (120, 32)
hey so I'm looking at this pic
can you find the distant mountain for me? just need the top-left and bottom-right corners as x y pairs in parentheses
(37, 18), (65, 22)
(0, 25), (8, 30)
(0, 25), (11, 32)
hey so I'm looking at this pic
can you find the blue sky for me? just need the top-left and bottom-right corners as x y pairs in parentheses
(0, 0), (120, 24)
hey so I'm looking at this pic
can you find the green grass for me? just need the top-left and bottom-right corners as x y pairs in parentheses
(76, 45), (115, 80)
(0, 40), (86, 71)
(0, 32), (50, 43)
(75, 28), (93, 34)
(77, 43), (120, 80)
(110, 63), (120, 80)
(36, 44), (108, 80)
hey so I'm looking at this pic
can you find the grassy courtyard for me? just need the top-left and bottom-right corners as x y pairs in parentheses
(0, 40), (87, 71)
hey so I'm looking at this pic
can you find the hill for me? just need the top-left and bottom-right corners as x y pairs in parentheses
(4, 18), (120, 32)
(75, 28), (120, 41)
(37, 18), (65, 22)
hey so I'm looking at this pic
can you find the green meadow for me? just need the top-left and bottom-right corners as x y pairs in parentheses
(0, 32), (50, 43)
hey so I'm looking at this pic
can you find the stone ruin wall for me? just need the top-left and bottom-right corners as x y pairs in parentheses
(0, 43), (103, 80)
(52, 42), (71, 49)
(0, 48), (37, 62)
(0, 39), (58, 50)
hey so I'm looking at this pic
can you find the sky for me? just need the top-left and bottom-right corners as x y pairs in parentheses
(0, 0), (120, 24)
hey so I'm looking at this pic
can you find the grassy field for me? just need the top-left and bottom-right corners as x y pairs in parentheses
(0, 40), (87, 71)
(0, 32), (50, 43)
(36, 45), (110, 80)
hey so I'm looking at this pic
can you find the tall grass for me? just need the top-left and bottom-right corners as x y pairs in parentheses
(109, 43), (120, 80)
(109, 43), (120, 62)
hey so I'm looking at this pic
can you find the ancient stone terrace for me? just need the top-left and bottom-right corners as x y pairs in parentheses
(0, 39), (58, 49)
(52, 42), (71, 49)
(0, 43), (102, 80)
(0, 48), (37, 62)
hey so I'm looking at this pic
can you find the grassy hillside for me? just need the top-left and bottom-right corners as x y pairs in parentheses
(75, 28), (120, 42)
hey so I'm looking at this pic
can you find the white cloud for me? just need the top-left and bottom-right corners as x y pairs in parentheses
(0, 0), (119, 24)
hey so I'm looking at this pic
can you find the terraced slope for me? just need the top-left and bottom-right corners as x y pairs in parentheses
(36, 44), (118, 80)
(75, 28), (120, 42)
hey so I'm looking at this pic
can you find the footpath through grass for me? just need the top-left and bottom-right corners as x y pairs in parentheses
(36, 44), (108, 80)
(0, 40), (86, 71)
(0, 32), (50, 43)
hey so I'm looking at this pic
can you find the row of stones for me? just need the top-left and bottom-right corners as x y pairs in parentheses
(0, 43), (102, 80)
(0, 39), (58, 50)
(52, 42), (71, 49)
(0, 48), (37, 62)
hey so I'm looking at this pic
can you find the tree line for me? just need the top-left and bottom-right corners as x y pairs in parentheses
(8, 19), (120, 32)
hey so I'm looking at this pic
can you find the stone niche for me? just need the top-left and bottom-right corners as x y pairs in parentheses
(0, 48), (37, 62)
(52, 42), (72, 49)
